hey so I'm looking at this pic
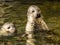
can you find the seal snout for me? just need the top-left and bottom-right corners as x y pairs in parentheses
(36, 14), (41, 18)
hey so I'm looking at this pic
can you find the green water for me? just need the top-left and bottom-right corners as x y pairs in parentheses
(0, 1), (60, 45)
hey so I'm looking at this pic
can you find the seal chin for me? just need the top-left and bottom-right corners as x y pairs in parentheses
(36, 14), (41, 18)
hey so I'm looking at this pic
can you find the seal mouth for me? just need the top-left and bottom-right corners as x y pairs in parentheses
(6, 31), (10, 33)
(36, 14), (41, 18)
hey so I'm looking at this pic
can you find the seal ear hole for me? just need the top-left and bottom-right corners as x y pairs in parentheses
(38, 10), (40, 12)
(32, 10), (35, 13)
(40, 22), (41, 23)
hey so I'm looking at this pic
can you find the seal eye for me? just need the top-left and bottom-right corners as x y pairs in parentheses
(7, 26), (10, 29)
(32, 10), (35, 13)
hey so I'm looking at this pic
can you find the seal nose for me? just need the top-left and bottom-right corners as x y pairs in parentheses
(36, 14), (41, 18)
